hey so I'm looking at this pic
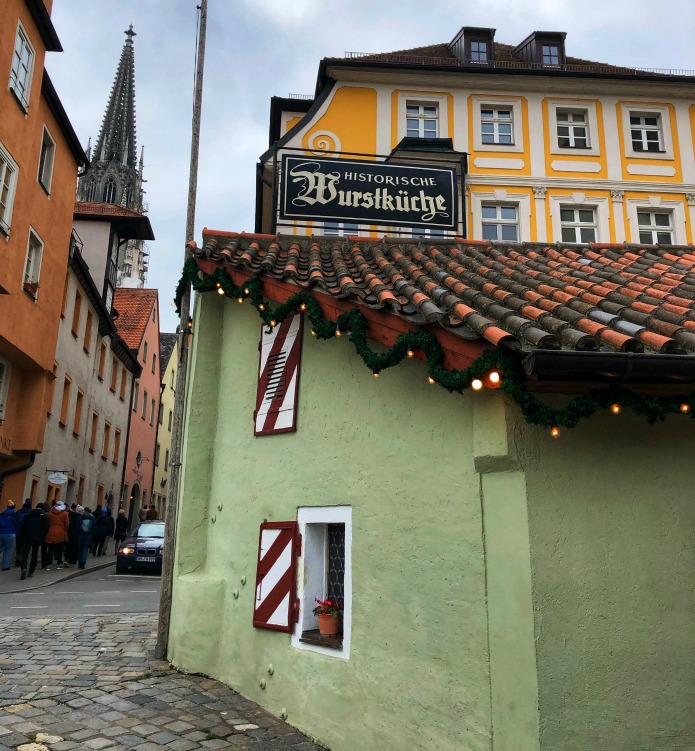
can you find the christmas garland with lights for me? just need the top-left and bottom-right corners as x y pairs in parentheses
(174, 258), (694, 435)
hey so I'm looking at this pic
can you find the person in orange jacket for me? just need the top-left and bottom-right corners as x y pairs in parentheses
(44, 502), (69, 570)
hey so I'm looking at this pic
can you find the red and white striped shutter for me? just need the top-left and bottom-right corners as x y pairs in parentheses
(253, 521), (299, 632)
(254, 313), (302, 436)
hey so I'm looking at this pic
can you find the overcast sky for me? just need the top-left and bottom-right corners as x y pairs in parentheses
(48, 0), (695, 333)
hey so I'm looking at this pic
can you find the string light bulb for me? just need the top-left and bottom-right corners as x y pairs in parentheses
(237, 297), (243, 303)
(471, 378), (483, 391)
(259, 304), (265, 311)
(407, 349), (414, 358)
(311, 330), (316, 336)
(335, 328), (342, 337)
(217, 287), (225, 295)
(300, 303), (307, 312)
(373, 372), (379, 378)
(550, 425), (560, 438)
(244, 287), (250, 295)
(680, 403), (691, 414)
(270, 319), (277, 327)
(488, 370), (501, 385)
(610, 403), (622, 415)
(427, 376), (435, 385)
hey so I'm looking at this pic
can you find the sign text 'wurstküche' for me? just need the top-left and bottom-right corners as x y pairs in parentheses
(280, 155), (458, 231)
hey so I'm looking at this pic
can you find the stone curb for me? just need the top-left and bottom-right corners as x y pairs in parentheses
(0, 558), (116, 595)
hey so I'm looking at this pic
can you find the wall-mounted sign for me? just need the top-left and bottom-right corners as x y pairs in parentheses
(279, 155), (458, 230)
(47, 472), (68, 485)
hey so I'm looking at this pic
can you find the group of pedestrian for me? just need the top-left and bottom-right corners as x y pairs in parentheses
(0, 499), (131, 580)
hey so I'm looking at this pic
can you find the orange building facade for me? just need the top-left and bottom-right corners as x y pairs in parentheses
(0, 0), (87, 503)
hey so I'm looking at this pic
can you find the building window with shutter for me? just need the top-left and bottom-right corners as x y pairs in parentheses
(292, 506), (352, 658)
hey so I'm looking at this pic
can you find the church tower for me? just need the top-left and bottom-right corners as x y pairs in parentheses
(77, 26), (149, 287)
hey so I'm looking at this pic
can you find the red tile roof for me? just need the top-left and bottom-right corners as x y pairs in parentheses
(74, 202), (155, 240)
(114, 288), (158, 350)
(196, 233), (695, 356)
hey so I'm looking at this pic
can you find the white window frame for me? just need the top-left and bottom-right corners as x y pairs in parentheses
(547, 100), (600, 156)
(37, 125), (56, 194)
(405, 101), (439, 139)
(323, 221), (360, 236)
(620, 103), (674, 160)
(480, 107), (514, 146)
(480, 203), (519, 242)
(470, 190), (532, 242)
(559, 206), (598, 243)
(397, 92), (448, 142)
(23, 228), (44, 295)
(472, 96), (524, 153)
(0, 355), (10, 422)
(9, 21), (35, 110)
(548, 195), (609, 244)
(626, 198), (686, 244)
(636, 209), (674, 244)
(0, 141), (19, 236)
(292, 505), (352, 660)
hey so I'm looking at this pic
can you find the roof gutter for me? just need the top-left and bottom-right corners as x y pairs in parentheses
(522, 350), (695, 384)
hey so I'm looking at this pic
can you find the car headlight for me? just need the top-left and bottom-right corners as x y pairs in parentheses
(121, 546), (134, 555)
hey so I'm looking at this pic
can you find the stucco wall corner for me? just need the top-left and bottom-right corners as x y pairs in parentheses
(473, 391), (518, 474)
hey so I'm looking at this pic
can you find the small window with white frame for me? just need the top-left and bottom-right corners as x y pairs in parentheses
(9, 22), (35, 110)
(560, 207), (597, 243)
(481, 204), (519, 242)
(556, 109), (589, 149)
(0, 355), (10, 422)
(293, 505), (352, 659)
(0, 142), (19, 236)
(323, 221), (359, 236)
(37, 126), (56, 193)
(481, 107), (514, 145)
(23, 229), (43, 297)
(630, 113), (663, 152)
(406, 102), (438, 139)
(637, 210), (673, 244)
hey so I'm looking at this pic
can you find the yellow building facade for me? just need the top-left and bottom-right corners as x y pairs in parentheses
(259, 28), (695, 247)
(153, 333), (177, 519)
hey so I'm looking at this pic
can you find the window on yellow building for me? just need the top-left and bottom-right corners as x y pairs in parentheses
(556, 110), (589, 149)
(481, 108), (513, 145)
(481, 204), (518, 242)
(560, 207), (597, 243)
(630, 114), (663, 152)
(637, 210), (673, 244)
(323, 222), (359, 236)
(23, 230), (43, 297)
(406, 103), (438, 139)
(9, 22), (34, 110)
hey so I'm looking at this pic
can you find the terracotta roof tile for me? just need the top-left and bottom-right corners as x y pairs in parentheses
(114, 288), (158, 350)
(196, 234), (695, 356)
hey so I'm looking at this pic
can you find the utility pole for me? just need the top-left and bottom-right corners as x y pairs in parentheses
(156, 0), (207, 659)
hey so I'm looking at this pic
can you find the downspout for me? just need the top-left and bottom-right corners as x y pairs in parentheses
(0, 452), (37, 498)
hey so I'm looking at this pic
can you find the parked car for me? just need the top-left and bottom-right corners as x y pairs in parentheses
(116, 521), (164, 574)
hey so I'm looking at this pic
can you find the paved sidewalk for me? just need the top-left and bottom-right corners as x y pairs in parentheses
(0, 552), (117, 596)
(0, 615), (324, 751)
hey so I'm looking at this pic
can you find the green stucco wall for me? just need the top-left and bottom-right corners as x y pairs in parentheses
(516, 409), (695, 751)
(169, 294), (495, 751)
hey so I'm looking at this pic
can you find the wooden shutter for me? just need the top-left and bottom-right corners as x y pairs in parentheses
(254, 313), (302, 436)
(253, 521), (300, 632)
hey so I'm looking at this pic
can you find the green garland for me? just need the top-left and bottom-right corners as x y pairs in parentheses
(174, 258), (694, 432)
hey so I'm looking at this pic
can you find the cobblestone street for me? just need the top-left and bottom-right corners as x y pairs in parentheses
(0, 616), (323, 751)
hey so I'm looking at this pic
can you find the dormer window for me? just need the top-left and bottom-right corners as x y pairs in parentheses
(542, 44), (560, 66)
(470, 40), (489, 63)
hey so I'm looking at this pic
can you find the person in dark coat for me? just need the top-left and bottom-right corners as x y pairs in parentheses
(93, 508), (111, 557)
(146, 504), (158, 520)
(14, 499), (32, 566)
(91, 505), (103, 554)
(0, 501), (19, 571)
(77, 507), (96, 569)
(113, 508), (128, 553)
(18, 503), (49, 579)
(66, 503), (80, 565)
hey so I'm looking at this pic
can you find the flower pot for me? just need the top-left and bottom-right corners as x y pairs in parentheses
(317, 613), (342, 636)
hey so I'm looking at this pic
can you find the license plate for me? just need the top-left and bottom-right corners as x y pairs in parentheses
(136, 556), (155, 562)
